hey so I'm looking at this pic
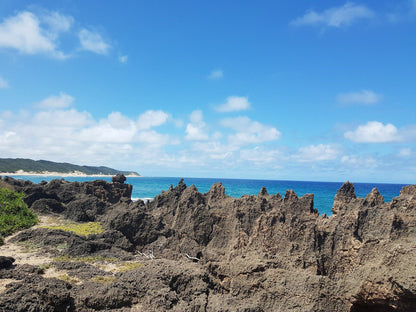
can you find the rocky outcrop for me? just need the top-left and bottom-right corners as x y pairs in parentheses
(1, 176), (132, 221)
(1, 176), (416, 311)
(0, 256), (14, 269)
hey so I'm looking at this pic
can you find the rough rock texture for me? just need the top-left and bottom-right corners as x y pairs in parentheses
(1, 175), (416, 311)
(0, 275), (74, 311)
(0, 256), (14, 269)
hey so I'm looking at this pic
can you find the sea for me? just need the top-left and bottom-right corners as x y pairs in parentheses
(7, 176), (409, 216)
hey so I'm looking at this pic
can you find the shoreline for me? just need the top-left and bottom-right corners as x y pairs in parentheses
(0, 170), (141, 178)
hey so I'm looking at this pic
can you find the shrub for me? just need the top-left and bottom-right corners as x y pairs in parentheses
(0, 188), (38, 236)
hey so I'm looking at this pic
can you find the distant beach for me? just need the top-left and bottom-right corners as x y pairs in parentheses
(0, 170), (141, 178)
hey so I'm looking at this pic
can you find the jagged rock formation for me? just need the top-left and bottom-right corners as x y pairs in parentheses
(1, 176), (416, 311)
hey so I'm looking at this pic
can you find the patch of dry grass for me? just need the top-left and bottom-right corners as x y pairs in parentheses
(58, 273), (81, 284)
(117, 262), (143, 272)
(40, 221), (103, 236)
(91, 275), (116, 284)
(53, 255), (118, 263)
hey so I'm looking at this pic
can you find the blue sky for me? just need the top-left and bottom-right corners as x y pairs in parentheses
(0, 1), (415, 183)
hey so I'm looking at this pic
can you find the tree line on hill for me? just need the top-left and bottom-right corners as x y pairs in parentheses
(0, 158), (140, 176)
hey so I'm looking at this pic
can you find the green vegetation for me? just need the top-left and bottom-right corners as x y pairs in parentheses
(0, 158), (140, 176)
(0, 188), (38, 237)
(40, 221), (104, 236)
(53, 255), (118, 263)
(91, 275), (116, 284)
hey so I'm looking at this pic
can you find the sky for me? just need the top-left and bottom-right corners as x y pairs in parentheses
(0, 0), (415, 183)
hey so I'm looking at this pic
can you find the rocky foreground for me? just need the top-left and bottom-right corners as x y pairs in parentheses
(0, 175), (415, 311)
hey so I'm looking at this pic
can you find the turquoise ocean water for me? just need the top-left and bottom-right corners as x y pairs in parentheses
(8, 176), (408, 216)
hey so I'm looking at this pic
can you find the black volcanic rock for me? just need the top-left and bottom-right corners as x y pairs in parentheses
(0, 256), (14, 269)
(112, 173), (127, 184)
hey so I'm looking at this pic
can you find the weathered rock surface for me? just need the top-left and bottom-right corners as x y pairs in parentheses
(0, 256), (14, 269)
(1, 175), (416, 311)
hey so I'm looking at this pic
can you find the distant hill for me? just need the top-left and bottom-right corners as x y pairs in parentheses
(0, 158), (140, 176)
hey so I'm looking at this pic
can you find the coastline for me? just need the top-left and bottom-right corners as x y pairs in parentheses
(0, 170), (141, 178)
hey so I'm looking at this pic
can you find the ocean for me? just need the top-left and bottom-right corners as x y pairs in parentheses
(7, 176), (409, 216)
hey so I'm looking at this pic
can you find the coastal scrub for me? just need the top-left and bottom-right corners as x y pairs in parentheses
(0, 188), (38, 237)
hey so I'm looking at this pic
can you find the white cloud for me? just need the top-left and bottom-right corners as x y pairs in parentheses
(192, 141), (236, 159)
(78, 28), (111, 54)
(216, 96), (251, 113)
(296, 144), (340, 162)
(208, 69), (223, 80)
(185, 110), (209, 141)
(344, 121), (401, 143)
(137, 110), (169, 130)
(399, 148), (412, 157)
(337, 90), (381, 105)
(185, 124), (209, 141)
(240, 147), (280, 164)
(190, 110), (203, 123)
(341, 155), (377, 168)
(33, 109), (92, 128)
(0, 107), (175, 166)
(42, 11), (73, 36)
(221, 116), (280, 146)
(0, 11), (70, 59)
(291, 2), (374, 28)
(135, 130), (172, 146)
(79, 112), (136, 143)
(37, 92), (74, 109)
(0, 76), (9, 89)
(0, 131), (18, 145)
(119, 55), (128, 63)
